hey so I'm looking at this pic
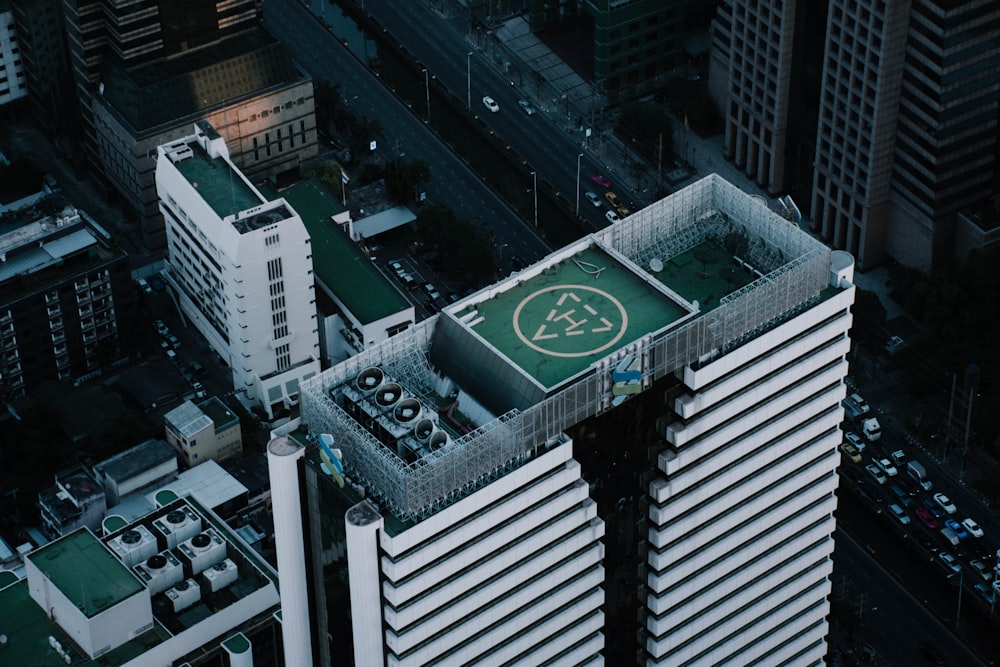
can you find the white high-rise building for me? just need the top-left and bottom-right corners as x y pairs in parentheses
(270, 175), (855, 666)
(155, 121), (320, 418)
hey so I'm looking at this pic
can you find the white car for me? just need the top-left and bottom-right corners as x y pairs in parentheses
(938, 551), (961, 574)
(962, 517), (984, 537)
(605, 209), (621, 223)
(844, 431), (866, 452)
(482, 96), (500, 113)
(865, 464), (887, 485)
(874, 457), (898, 477)
(933, 492), (957, 515)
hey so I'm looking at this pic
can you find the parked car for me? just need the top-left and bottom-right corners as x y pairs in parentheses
(423, 283), (441, 300)
(605, 191), (622, 209)
(482, 95), (500, 112)
(605, 209), (621, 223)
(517, 99), (536, 115)
(865, 464), (887, 485)
(944, 518), (968, 539)
(971, 559), (994, 582)
(585, 191), (602, 207)
(937, 551), (961, 574)
(890, 449), (908, 467)
(922, 497), (945, 517)
(974, 582), (995, 602)
(387, 260), (405, 277)
(590, 174), (612, 189)
(167, 334), (181, 349)
(963, 517), (984, 538)
(888, 503), (910, 525)
(839, 442), (862, 464)
(933, 492), (957, 515)
(874, 457), (898, 477)
(915, 507), (939, 529)
(844, 431), (866, 452)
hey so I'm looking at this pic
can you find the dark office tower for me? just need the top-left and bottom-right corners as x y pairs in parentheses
(11, 0), (72, 138)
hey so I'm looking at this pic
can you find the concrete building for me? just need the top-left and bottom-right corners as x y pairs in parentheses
(9, 0), (72, 138)
(164, 397), (243, 466)
(711, 0), (1000, 271)
(270, 175), (855, 665)
(155, 121), (321, 418)
(3, 496), (282, 666)
(38, 465), (107, 539)
(0, 191), (137, 400)
(0, 0), (27, 107)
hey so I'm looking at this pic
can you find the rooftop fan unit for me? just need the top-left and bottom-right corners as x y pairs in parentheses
(355, 367), (385, 394)
(429, 430), (450, 451)
(165, 578), (201, 612)
(202, 558), (238, 593)
(107, 524), (157, 568)
(413, 418), (435, 442)
(178, 529), (227, 574)
(374, 382), (403, 410)
(393, 398), (422, 424)
(134, 550), (183, 595)
(152, 505), (202, 549)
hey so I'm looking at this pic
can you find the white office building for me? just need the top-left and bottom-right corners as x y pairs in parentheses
(272, 175), (855, 665)
(155, 121), (320, 418)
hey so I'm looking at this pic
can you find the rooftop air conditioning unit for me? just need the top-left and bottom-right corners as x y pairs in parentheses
(393, 398), (422, 425)
(355, 367), (385, 395)
(374, 382), (403, 410)
(134, 551), (184, 595)
(178, 529), (227, 574)
(429, 430), (450, 451)
(414, 418), (435, 442)
(107, 525), (158, 568)
(202, 558), (238, 593)
(152, 505), (202, 549)
(165, 578), (201, 612)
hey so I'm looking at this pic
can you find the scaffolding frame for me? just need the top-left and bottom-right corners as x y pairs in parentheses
(301, 176), (836, 521)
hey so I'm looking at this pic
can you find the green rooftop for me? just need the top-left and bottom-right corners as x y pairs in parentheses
(460, 245), (690, 389)
(650, 237), (756, 312)
(28, 529), (145, 618)
(174, 141), (261, 219)
(281, 179), (410, 324)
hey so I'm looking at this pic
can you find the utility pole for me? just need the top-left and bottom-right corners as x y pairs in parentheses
(531, 171), (538, 229)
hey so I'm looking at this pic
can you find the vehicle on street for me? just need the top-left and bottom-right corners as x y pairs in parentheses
(517, 99), (536, 115)
(933, 492), (957, 514)
(888, 503), (910, 525)
(615, 206), (631, 218)
(585, 191), (602, 207)
(423, 283), (441, 300)
(846, 392), (870, 414)
(971, 559), (993, 582)
(605, 191), (622, 209)
(844, 431), (866, 452)
(922, 497), (945, 518)
(940, 526), (961, 547)
(387, 260), (405, 277)
(865, 464), (887, 485)
(482, 96), (499, 112)
(890, 449), (907, 467)
(166, 349), (177, 361)
(590, 174), (612, 189)
(874, 457), (898, 477)
(915, 507), (939, 529)
(963, 517), (984, 538)
(839, 442), (862, 463)
(907, 459), (933, 490)
(192, 381), (206, 399)
(944, 518), (968, 539)
(937, 551), (961, 574)
(137, 277), (153, 294)
(974, 582), (995, 602)
(167, 334), (181, 349)
(861, 416), (881, 441)
(605, 210), (620, 223)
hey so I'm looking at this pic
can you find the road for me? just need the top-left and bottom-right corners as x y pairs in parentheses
(263, 0), (550, 271)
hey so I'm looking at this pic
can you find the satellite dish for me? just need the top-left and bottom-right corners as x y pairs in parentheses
(649, 258), (663, 272)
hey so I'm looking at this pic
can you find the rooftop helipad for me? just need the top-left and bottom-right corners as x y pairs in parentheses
(456, 244), (690, 389)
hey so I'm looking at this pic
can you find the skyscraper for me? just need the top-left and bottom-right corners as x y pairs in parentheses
(271, 175), (855, 665)
(712, 0), (1000, 271)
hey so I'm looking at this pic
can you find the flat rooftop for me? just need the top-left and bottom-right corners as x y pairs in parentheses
(455, 244), (690, 389)
(281, 179), (410, 324)
(173, 141), (261, 219)
(28, 529), (144, 618)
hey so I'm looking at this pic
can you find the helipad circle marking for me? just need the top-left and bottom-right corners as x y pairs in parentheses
(512, 284), (629, 358)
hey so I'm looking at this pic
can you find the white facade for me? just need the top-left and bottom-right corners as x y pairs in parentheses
(155, 122), (320, 418)
(0, 8), (26, 106)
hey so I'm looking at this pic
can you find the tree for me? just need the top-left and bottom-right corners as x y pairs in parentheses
(616, 103), (673, 164)
(414, 204), (494, 285)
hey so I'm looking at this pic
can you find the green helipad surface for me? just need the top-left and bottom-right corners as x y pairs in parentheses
(174, 142), (260, 219)
(462, 245), (690, 388)
(28, 529), (144, 618)
(651, 237), (756, 311)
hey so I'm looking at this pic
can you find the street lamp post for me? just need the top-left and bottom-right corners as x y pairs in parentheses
(576, 153), (583, 216)
(467, 52), (473, 112)
(531, 171), (538, 228)
(422, 68), (430, 123)
(955, 569), (964, 628)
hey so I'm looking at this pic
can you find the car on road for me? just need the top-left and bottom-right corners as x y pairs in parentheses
(137, 277), (152, 294)
(874, 457), (898, 477)
(865, 463), (887, 485)
(615, 206), (632, 218)
(844, 431), (866, 452)
(974, 582), (995, 602)
(915, 507), (939, 529)
(590, 174), (612, 189)
(944, 518), (968, 539)
(888, 503), (910, 525)
(482, 96), (499, 112)
(933, 492), (957, 514)
(605, 191), (622, 209)
(922, 497), (945, 518)
(937, 551), (962, 574)
(839, 442), (862, 463)
(970, 559), (993, 582)
(963, 517), (984, 538)
(387, 260), (405, 276)
(192, 381), (206, 399)
(167, 334), (181, 349)
(605, 209), (621, 223)
(890, 449), (907, 466)
(584, 191), (602, 207)
(517, 99), (536, 115)
(423, 283), (441, 300)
